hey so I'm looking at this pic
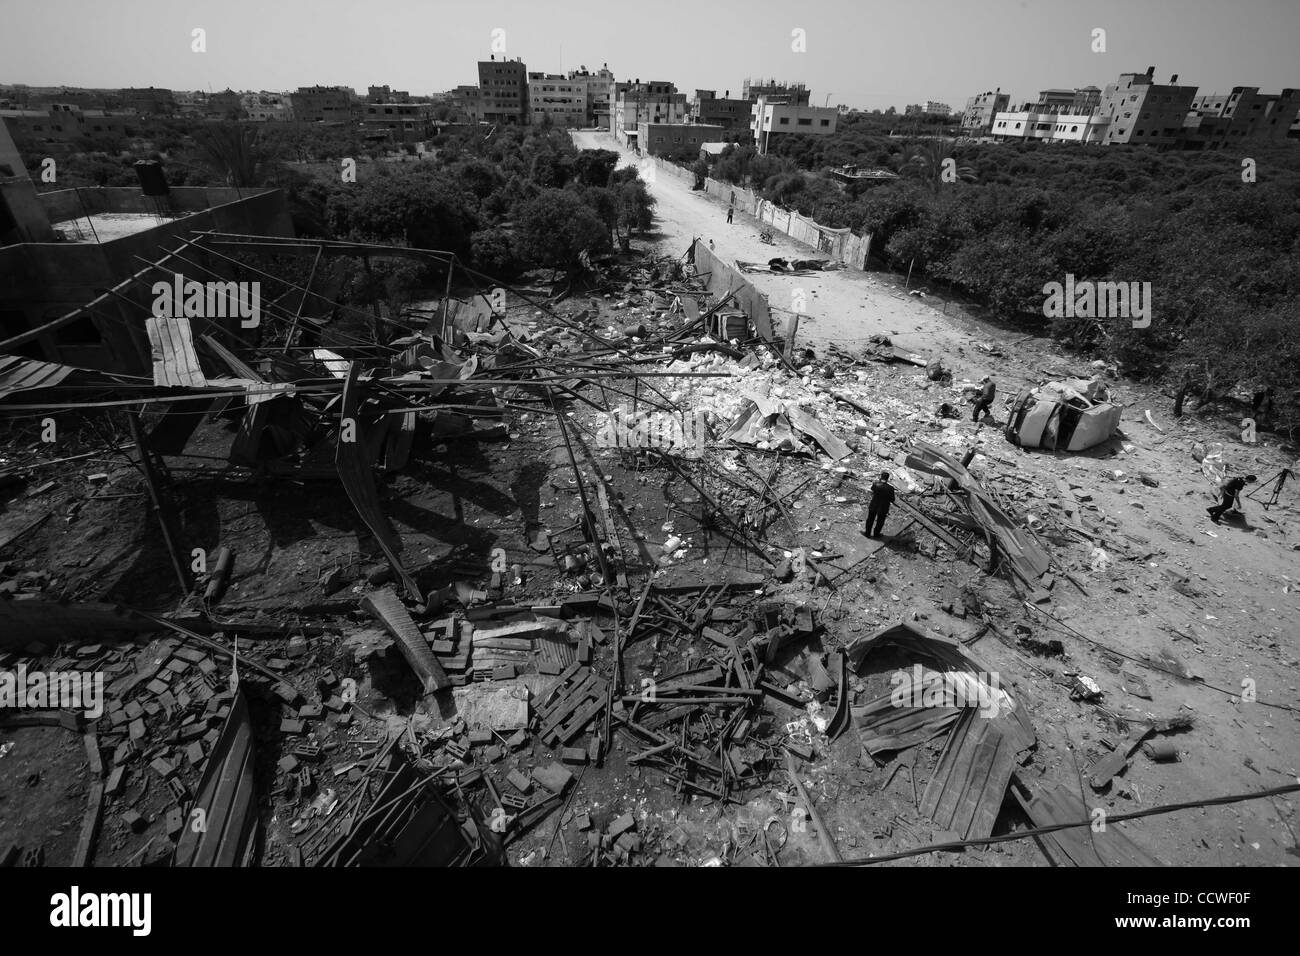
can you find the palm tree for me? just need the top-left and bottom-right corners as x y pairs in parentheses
(901, 140), (976, 190)
(193, 122), (283, 188)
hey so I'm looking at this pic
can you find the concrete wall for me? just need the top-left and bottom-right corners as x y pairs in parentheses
(653, 157), (872, 270)
(692, 239), (775, 341)
(0, 187), (294, 372)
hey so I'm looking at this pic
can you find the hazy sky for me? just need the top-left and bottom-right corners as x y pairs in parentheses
(2, 0), (1296, 110)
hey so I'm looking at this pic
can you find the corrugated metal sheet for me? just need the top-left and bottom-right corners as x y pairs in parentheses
(0, 355), (77, 399)
(147, 316), (209, 388)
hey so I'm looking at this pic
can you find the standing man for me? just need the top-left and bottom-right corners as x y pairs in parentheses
(972, 375), (996, 423)
(864, 471), (896, 539)
(726, 205), (734, 224)
(1207, 474), (1256, 524)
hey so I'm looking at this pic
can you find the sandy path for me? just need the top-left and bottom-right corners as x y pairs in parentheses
(571, 130), (985, 373)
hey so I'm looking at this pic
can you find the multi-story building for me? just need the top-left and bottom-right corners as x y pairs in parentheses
(637, 122), (726, 159)
(206, 89), (243, 119)
(924, 101), (953, 116)
(527, 72), (586, 127)
(990, 109), (1109, 144)
(241, 92), (294, 122)
(119, 87), (176, 115)
(361, 100), (435, 141)
(173, 91), (208, 115)
(612, 80), (688, 148)
(742, 79), (809, 105)
(367, 85), (411, 104)
(692, 90), (751, 130)
(0, 103), (136, 147)
(751, 96), (838, 152)
(477, 57), (528, 125)
(290, 86), (355, 124)
(1186, 86), (1300, 144)
(566, 65), (615, 127)
(1098, 67), (1197, 146)
(961, 90), (1010, 132)
(448, 85), (480, 123)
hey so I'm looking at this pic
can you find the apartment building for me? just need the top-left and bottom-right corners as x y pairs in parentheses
(990, 109), (1109, 143)
(362, 100), (434, 141)
(961, 90), (1010, 132)
(1187, 86), (1300, 143)
(477, 57), (528, 125)
(119, 87), (176, 115)
(751, 96), (838, 152)
(924, 101), (953, 116)
(206, 89), (243, 119)
(448, 85), (480, 123)
(742, 79), (809, 105)
(241, 92), (294, 122)
(528, 73), (586, 127)
(692, 90), (751, 130)
(0, 103), (135, 147)
(1098, 68), (1197, 146)
(566, 65), (615, 127)
(612, 81), (688, 147)
(367, 86), (411, 104)
(290, 86), (355, 124)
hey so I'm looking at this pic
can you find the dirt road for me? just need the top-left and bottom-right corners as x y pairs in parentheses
(571, 129), (988, 371)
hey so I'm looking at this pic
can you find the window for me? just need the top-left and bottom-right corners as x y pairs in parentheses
(1071, 125), (1079, 132)
(779, 117), (789, 124)
(797, 117), (811, 125)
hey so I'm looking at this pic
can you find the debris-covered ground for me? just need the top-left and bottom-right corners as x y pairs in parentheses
(2, 222), (1298, 869)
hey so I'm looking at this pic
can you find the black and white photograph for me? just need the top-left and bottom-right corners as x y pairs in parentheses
(0, 0), (1295, 928)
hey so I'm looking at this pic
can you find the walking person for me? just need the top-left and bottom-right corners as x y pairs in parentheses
(726, 205), (734, 224)
(1207, 474), (1256, 524)
(972, 375), (996, 423)
(864, 471), (896, 539)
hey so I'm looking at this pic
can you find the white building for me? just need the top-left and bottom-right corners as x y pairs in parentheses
(527, 72), (586, 127)
(750, 96), (838, 152)
(990, 109), (1109, 144)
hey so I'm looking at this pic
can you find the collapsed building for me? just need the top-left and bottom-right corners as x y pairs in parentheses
(0, 204), (1200, 868)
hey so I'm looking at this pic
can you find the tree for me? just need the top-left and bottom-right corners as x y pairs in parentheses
(192, 122), (284, 187)
(514, 190), (610, 274)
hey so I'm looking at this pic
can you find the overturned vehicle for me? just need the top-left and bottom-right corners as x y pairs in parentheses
(1005, 378), (1122, 452)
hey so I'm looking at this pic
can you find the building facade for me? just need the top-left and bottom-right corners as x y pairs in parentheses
(692, 90), (751, 129)
(990, 109), (1109, 143)
(290, 86), (354, 123)
(1098, 68), (1197, 146)
(528, 73), (586, 126)
(566, 65), (615, 127)
(612, 81), (688, 147)
(477, 57), (528, 125)
(961, 90), (1010, 132)
(637, 122), (725, 159)
(742, 79), (809, 105)
(751, 97), (838, 152)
